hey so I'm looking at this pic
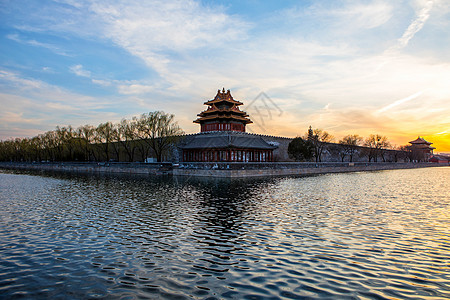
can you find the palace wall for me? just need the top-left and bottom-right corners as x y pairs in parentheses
(54, 133), (409, 163)
(172, 133), (409, 163)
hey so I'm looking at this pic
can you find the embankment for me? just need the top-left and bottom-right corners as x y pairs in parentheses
(0, 162), (173, 175)
(174, 162), (443, 178)
(0, 161), (445, 178)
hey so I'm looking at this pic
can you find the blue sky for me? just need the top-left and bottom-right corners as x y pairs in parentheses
(1, 0), (449, 151)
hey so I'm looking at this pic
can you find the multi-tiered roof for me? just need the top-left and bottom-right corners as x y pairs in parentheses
(409, 137), (435, 152)
(180, 88), (275, 162)
(194, 88), (252, 132)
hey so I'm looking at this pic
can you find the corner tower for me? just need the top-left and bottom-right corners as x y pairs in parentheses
(194, 88), (252, 132)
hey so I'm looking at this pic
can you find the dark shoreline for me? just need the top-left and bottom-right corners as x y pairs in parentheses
(0, 161), (446, 178)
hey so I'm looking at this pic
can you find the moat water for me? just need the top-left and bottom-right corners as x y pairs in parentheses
(0, 167), (449, 299)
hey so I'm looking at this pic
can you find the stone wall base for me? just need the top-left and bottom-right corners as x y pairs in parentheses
(1, 162), (444, 178)
(174, 163), (438, 177)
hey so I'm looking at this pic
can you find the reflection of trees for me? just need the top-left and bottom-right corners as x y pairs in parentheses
(22, 171), (268, 277)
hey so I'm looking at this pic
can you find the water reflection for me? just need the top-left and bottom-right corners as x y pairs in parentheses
(0, 168), (449, 299)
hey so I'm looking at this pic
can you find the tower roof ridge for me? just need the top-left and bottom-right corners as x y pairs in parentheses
(194, 88), (252, 132)
(204, 88), (243, 106)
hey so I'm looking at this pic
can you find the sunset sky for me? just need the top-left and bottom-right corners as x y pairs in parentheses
(1, 0), (449, 152)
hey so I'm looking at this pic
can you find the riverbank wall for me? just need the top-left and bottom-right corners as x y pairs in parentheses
(0, 162), (174, 175)
(0, 161), (444, 178)
(174, 162), (442, 177)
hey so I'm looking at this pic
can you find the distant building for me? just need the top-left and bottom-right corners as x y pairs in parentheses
(181, 88), (276, 162)
(408, 137), (435, 162)
(429, 155), (450, 164)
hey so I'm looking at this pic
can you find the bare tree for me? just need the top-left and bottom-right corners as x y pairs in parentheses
(307, 126), (333, 162)
(396, 145), (410, 162)
(0, 111), (186, 163)
(54, 126), (68, 160)
(64, 126), (76, 160)
(118, 118), (138, 162)
(364, 134), (390, 162)
(77, 125), (96, 161)
(339, 134), (363, 162)
(41, 131), (57, 161)
(96, 122), (114, 161)
(327, 144), (345, 162)
(110, 123), (121, 161)
(136, 111), (184, 162)
(30, 136), (43, 162)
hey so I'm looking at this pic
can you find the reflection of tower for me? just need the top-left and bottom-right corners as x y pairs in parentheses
(181, 88), (277, 162)
(194, 88), (252, 133)
(184, 178), (261, 273)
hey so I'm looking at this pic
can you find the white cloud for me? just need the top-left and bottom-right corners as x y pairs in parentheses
(435, 129), (448, 135)
(0, 69), (113, 127)
(88, 1), (248, 50)
(52, 0), (85, 9)
(0, 70), (44, 89)
(0, 68), (178, 140)
(10, 0), (250, 90)
(69, 64), (91, 77)
(44, 102), (79, 111)
(118, 83), (154, 95)
(387, 0), (434, 52)
(281, 1), (393, 32)
(1, 110), (42, 125)
(84, 0), (249, 85)
(327, 1), (394, 29)
(376, 90), (425, 114)
(91, 79), (111, 86)
(6, 33), (71, 56)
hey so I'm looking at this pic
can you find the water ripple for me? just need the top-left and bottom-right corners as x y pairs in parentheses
(0, 168), (449, 299)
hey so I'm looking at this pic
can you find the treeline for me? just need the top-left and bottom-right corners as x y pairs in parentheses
(0, 111), (184, 163)
(288, 126), (426, 162)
